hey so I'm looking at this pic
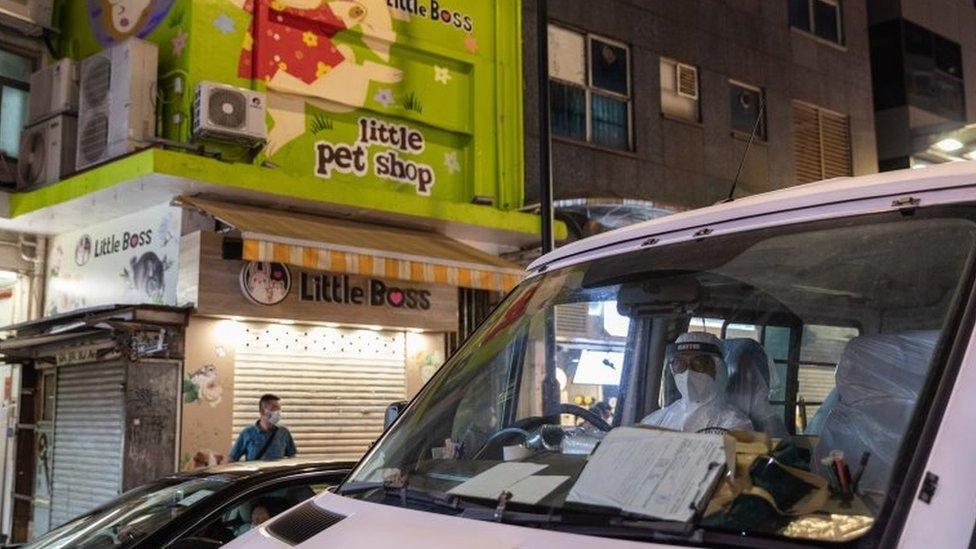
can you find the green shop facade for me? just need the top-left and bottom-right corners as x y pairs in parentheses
(0, 0), (554, 541)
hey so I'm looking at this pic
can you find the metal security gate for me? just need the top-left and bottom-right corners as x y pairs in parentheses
(233, 324), (406, 460)
(49, 363), (124, 528)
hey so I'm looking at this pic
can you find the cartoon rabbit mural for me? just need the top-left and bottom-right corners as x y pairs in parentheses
(231, 0), (403, 155)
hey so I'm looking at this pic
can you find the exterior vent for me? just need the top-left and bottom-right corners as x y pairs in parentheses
(80, 113), (109, 164)
(75, 38), (158, 171)
(82, 57), (111, 109)
(676, 63), (699, 99)
(193, 81), (267, 143)
(16, 114), (78, 190)
(266, 501), (346, 545)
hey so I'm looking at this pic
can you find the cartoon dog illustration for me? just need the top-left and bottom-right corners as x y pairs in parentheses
(233, 0), (402, 154)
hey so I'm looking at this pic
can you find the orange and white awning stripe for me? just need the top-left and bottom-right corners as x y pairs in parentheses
(243, 238), (523, 292)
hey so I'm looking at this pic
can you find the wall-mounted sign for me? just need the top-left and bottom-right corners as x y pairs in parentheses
(240, 262), (292, 306)
(240, 261), (433, 311)
(190, 233), (456, 332)
(315, 117), (436, 196)
(55, 346), (102, 367)
(299, 272), (432, 310)
(45, 203), (182, 316)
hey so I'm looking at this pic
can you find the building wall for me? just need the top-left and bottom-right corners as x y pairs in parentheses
(523, 0), (878, 210)
(868, 0), (976, 124)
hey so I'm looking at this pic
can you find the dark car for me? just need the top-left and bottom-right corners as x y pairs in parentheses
(17, 458), (352, 549)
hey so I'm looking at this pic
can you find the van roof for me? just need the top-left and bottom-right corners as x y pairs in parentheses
(529, 161), (976, 272)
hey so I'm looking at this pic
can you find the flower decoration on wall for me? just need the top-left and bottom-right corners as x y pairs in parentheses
(213, 13), (235, 34)
(171, 27), (187, 57)
(434, 66), (452, 84)
(444, 152), (461, 174)
(374, 88), (395, 108)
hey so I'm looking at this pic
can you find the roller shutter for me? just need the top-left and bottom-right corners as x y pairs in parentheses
(233, 323), (406, 460)
(50, 363), (125, 528)
(792, 101), (852, 184)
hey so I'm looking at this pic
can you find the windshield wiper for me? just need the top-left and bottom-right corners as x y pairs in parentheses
(340, 481), (704, 544)
(338, 479), (493, 515)
(458, 498), (703, 544)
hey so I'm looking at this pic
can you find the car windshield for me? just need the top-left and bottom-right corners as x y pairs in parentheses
(23, 475), (234, 549)
(341, 211), (976, 544)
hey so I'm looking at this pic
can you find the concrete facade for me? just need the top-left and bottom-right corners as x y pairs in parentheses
(867, 0), (976, 168)
(523, 0), (878, 211)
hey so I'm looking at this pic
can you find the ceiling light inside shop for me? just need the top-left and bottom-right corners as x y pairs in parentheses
(407, 328), (424, 333)
(366, 325), (383, 331)
(934, 138), (964, 152)
(277, 319), (295, 325)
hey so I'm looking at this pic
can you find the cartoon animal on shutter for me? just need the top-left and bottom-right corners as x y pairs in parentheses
(232, 0), (402, 155)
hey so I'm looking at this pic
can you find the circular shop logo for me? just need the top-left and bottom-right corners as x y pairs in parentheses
(240, 262), (291, 306)
(74, 235), (93, 266)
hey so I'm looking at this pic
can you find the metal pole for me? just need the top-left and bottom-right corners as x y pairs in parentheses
(537, 0), (554, 254)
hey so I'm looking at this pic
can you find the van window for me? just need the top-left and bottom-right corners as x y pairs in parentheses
(343, 211), (976, 544)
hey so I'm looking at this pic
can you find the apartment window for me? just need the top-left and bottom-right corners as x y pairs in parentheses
(790, 0), (843, 45)
(660, 58), (700, 122)
(729, 81), (766, 139)
(0, 48), (32, 161)
(792, 101), (851, 183)
(548, 24), (632, 150)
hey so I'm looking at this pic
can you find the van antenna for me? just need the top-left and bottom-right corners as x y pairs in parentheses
(725, 92), (766, 203)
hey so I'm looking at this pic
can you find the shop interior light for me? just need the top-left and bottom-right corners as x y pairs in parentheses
(934, 138), (965, 152)
(366, 325), (383, 331)
(407, 328), (424, 333)
(277, 319), (295, 325)
(323, 322), (340, 328)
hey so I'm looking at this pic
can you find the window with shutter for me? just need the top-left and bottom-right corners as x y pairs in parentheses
(676, 64), (699, 99)
(791, 101), (851, 183)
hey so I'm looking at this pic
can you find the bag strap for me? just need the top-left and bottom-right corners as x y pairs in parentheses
(255, 427), (279, 460)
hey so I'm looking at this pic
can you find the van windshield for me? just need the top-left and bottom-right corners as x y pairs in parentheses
(341, 211), (976, 544)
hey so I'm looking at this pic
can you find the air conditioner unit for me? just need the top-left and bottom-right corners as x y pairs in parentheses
(192, 82), (267, 143)
(0, 0), (53, 31)
(28, 58), (79, 124)
(76, 38), (158, 171)
(675, 63), (699, 100)
(16, 114), (78, 190)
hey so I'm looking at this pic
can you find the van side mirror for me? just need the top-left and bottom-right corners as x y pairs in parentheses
(384, 401), (408, 430)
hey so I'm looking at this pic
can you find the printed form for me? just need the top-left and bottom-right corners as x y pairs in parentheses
(566, 427), (729, 522)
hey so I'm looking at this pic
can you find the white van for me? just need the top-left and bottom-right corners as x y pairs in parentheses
(227, 164), (976, 548)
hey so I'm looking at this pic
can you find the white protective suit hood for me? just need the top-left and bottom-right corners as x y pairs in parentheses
(641, 332), (752, 432)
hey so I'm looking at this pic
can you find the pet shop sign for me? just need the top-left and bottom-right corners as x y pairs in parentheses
(44, 203), (182, 316)
(315, 117), (436, 196)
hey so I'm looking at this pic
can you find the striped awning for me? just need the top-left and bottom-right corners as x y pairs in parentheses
(178, 196), (524, 292)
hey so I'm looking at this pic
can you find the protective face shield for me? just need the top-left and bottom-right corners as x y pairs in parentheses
(667, 333), (726, 405)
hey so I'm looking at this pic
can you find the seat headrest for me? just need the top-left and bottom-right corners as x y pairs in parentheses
(835, 331), (939, 404)
(724, 338), (771, 388)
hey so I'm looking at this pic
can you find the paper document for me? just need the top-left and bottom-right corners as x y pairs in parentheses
(508, 475), (570, 505)
(566, 427), (728, 522)
(448, 463), (547, 500)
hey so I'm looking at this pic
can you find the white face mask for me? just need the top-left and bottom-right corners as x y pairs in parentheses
(266, 410), (281, 426)
(674, 370), (718, 404)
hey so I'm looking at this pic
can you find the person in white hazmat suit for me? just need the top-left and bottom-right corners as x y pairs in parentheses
(641, 332), (753, 432)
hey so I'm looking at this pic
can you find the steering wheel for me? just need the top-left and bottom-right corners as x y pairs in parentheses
(514, 403), (613, 433)
(472, 427), (531, 460)
(473, 404), (614, 459)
